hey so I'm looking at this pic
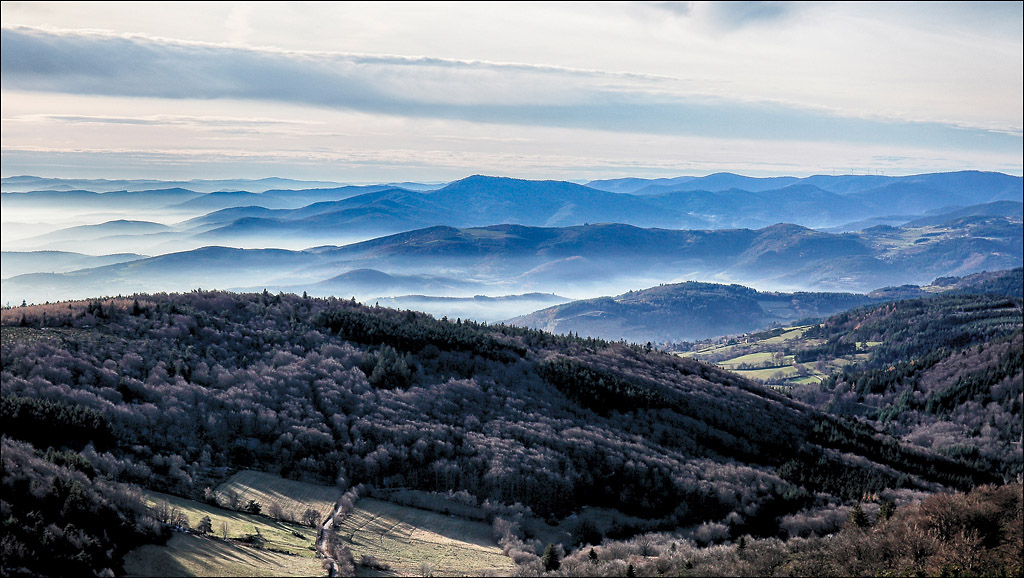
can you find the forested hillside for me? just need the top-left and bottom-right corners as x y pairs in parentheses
(678, 270), (1023, 486)
(0, 290), (1004, 575)
(509, 281), (878, 343)
(790, 291), (1023, 479)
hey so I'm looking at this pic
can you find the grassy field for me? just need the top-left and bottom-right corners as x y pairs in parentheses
(214, 470), (341, 524)
(677, 323), (879, 386)
(135, 475), (515, 577)
(730, 365), (802, 381)
(141, 490), (319, 557)
(759, 325), (814, 344)
(123, 533), (324, 577)
(717, 351), (780, 368)
(336, 498), (515, 577)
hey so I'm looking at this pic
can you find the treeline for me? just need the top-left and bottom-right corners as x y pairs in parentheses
(315, 305), (528, 363)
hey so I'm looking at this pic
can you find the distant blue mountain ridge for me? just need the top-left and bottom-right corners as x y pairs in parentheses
(4, 171), (1019, 235)
(5, 214), (1020, 305)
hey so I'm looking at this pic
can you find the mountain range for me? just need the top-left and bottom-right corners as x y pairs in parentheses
(3, 170), (1021, 333)
(4, 172), (1020, 255)
(509, 267), (1024, 344)
(3, 216), (1020, 308)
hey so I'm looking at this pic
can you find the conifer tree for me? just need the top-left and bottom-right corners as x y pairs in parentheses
(542, 543), (560, 572)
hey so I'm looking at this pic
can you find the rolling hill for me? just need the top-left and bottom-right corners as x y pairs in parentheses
(508, 281), (880, 343)
(1, 250), (147, 279)
(0, 187), (203, 211)
(902, 200), (1023, 227)
(18, 219), (172, 245)
(181, 171), (1022, 247)
(3, 217), (1020, 306)
(5, 172), (1020, 259)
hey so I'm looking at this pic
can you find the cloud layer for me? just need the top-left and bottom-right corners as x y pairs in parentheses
(3, 26), (1018, 153)
(1, 1), (1020, 181)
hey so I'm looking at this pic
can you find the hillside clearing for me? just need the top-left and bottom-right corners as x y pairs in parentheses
(123, 532), (324, 577)
(214, 470), (342, 524)
(677, 322), (880, 386)
(336, 498), (515, 577)
(141, 490), (318, 557)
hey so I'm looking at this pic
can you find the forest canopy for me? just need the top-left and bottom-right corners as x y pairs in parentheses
(0, 289), (1018, 576)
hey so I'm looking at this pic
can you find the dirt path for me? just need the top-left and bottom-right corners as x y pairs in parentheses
(316, 495), (346, 577)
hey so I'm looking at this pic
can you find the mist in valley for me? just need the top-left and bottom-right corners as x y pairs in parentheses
(3, 173), (1022, 332)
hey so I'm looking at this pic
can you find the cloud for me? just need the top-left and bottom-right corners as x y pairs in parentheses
(650, 1), (803, 29)
(26, 113), (317, 129)
(1, 25), (1019, 153)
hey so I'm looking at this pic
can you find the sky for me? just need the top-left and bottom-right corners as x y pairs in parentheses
(2, 1), (1022, 182)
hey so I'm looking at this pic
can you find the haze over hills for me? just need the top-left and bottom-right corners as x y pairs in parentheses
(2, 170), (1021, 329)
(373, 292), (572, 323)
(509, 267), (1024, 344)
(3, 216), (1020, 309)
(0, 250), (148, 279)
(3, 171), (1020, 256)
(23, 220), (172, 244)
(280, 268), (483, 299)
(901, 200), (1023, 227)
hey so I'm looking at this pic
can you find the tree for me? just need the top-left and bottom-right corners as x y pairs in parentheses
(302, 507), (320, 527)
(572, 518), (602, 546)
(588, 547), (598, 564)
(152, 501), (171, 524)
(169, 508), (190, 529)
(245, 500), (262, 515)
(222, 489), (240, 510)
(197, 515), (213, 535)
(542, 543), (560, 572)
(878, 499), (896, 521)
(848, 502), (868, 528)
(637, 535), (655, 556)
